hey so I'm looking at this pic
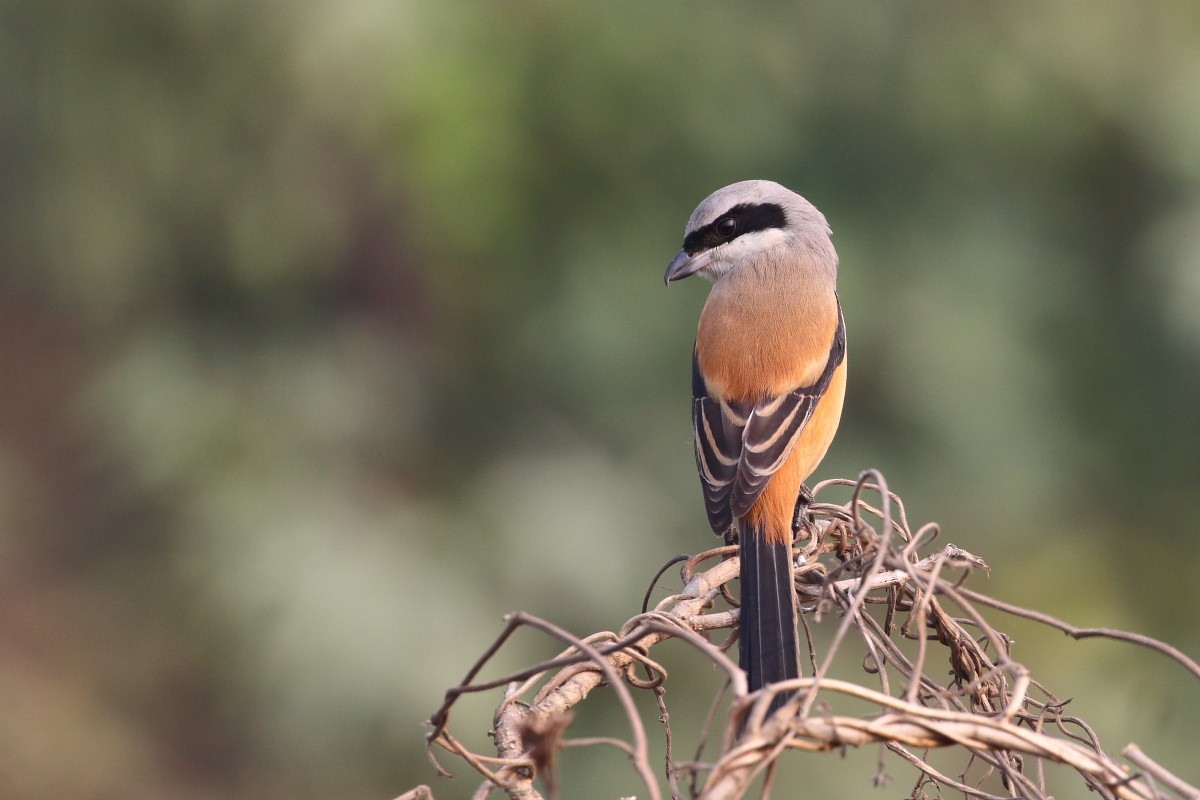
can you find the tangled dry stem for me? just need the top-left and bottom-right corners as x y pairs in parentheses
(414, 471), (1199, 800)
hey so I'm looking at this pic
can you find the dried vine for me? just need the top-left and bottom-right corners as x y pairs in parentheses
(408, 471), (1199, 800)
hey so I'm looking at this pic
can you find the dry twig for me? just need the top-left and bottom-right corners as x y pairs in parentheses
(410, 471), (1197, 800)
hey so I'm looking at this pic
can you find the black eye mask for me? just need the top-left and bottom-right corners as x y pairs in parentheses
(682, 202), (787, 255)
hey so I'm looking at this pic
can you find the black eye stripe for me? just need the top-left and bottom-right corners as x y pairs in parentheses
(682, 202), (787, 255)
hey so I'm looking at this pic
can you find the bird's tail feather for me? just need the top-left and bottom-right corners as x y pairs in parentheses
(738, 521), (800, 713)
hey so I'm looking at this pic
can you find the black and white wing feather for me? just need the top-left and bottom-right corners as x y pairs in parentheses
(691, 302), (846, 535)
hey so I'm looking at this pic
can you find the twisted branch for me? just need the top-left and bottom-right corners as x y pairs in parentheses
(409, 472), (1198, 800)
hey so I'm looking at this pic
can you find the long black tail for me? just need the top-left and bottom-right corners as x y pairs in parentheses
(738, 521), (800, 712)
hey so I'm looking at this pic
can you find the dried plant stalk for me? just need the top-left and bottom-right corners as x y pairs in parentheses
(413, 471), (1198, 800)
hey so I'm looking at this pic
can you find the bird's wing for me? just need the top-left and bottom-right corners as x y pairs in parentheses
(728, 302), (846, 519)
(692, 349), (751, 535)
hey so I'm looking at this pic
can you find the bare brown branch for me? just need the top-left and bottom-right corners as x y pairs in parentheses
(407, 471), (1197, 800)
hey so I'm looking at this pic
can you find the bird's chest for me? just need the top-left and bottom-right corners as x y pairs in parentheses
(695, 281), (832, 403)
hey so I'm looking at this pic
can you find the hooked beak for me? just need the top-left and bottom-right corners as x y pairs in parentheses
(663, 248), (712, 285)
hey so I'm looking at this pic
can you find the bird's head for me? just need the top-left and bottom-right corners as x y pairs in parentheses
(663, 180), (835, 285)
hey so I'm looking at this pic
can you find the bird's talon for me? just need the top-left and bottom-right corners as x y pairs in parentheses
(724, 527), (739, 547)
(792, 484), (817, 538)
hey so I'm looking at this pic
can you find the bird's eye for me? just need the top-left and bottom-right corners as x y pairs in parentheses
(716, 217), (737, 237)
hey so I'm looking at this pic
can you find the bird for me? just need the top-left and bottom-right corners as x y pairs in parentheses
(664, 180), (846, 712)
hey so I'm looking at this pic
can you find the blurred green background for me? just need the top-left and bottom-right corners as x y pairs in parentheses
(3, 1), (1199, 797)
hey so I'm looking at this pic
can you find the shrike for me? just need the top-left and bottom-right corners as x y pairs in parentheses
(664, 180), (846, 708)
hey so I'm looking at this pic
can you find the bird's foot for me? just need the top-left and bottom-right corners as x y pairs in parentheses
(723, 526), (739, 548)
(792, 484), (816, 539)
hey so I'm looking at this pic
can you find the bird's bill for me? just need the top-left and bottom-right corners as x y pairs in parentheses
(664, 248), (712, 284)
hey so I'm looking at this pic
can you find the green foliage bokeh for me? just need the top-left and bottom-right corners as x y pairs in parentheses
(1, 2), (1198, 797)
